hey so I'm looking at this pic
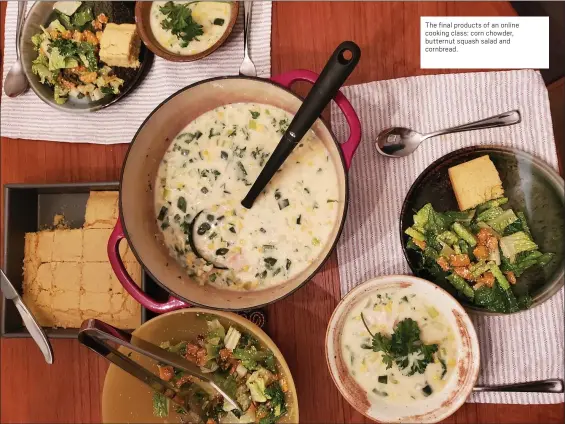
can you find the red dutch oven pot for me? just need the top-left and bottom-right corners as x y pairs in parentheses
(108, 70), (362, 312)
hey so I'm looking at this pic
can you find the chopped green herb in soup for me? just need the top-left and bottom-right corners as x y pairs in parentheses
(150, 1), (232, 55)
(155, 103), (340, 290)
(341, 288), (457, 403)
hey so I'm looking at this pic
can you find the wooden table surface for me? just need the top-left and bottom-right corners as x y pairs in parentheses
(1, 1), (564, 423)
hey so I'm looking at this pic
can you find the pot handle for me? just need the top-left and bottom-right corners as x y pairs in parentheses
(107, 219), (189, 313)
(270, 69), (361, 169)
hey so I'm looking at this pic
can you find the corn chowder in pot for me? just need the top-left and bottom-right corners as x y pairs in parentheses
(155, 103), (341, 290)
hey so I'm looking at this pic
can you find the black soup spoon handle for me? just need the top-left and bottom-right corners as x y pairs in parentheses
(241, 41), (361, 209)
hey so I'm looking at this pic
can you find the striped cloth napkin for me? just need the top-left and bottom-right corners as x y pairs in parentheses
(0, 1), (272, 144)
(330, 70), (564, 404)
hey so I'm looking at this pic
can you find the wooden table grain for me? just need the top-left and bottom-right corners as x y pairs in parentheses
(1, 1), (563, 423)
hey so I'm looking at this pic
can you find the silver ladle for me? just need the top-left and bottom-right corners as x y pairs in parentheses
(375, 110), (521, 158)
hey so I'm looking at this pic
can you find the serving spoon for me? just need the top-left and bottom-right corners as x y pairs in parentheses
(78, 319), (241, 412)
(4, 1), (29, 98)
(241, 41), (361, 209)
(375, 110), (521, 158)
(188, 42), (361, 267)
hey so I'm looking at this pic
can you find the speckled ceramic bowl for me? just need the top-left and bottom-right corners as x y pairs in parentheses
(400, 146), (565, 315)
(326, 275), (480, 423)
(135, 1), (239, 62)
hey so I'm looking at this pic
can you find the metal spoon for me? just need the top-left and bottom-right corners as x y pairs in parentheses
(375, 110), (521, 158)
(474, 379), (563, 393)
(4, 1), (29, 98)
(239, 0), (256, 77)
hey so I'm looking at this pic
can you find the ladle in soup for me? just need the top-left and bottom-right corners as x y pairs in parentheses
(241, 41), (360, 209)
(189, 210), (229, 270)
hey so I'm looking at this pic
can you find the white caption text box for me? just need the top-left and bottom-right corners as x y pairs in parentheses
(420, 16), (549, 69)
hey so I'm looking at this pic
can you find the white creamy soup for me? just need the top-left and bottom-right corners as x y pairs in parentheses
(150, 1), (232, 55)
(155, 103), (340, 290)
(341, 287), (457, 404)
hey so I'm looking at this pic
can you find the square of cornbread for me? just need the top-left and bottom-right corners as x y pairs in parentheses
(52, 290), (80, 311)
(36, 231), (55, 263)
(83, 228), (112, 262)
(53, 309), (83, 329)
(84, 191), (119, 229)
(36, 263), (54, 292)
(52, 262), (82, 292)
(83, 228), (131, 262)
(24, 233), (38, 261)
(448, 155), (504, 211)
(82, 262), (114, 293)
(80, 291), (112, 314)
(52, 229), (83, 262)
(100, 23), (141, 68)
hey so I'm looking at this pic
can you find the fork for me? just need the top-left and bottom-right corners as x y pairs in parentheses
(239, 0), (257, 77)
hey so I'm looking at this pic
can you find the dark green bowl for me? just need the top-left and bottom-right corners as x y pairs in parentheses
(400, 146), (564, 315)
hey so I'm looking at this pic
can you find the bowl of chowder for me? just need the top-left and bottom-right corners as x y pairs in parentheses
(108, 70), (361, 312)
(326, 275), (480, 423)
(135, 1), (239, 62)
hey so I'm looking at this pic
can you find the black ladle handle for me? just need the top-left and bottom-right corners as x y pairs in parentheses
(241, 41), (361, 209)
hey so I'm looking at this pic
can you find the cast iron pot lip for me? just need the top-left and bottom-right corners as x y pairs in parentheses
(399, 144), (565, 316)
(118, 74), (351, 311)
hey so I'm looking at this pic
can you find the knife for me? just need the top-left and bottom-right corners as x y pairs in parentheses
(1, 269), (53, 364)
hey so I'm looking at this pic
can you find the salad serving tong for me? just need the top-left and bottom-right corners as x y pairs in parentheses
(78, 319), (241, 411)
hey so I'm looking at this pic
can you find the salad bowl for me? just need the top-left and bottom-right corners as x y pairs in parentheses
(400, 146), (565, 315)
(19, 1), (153, 112)
(101, 308), (299, 423)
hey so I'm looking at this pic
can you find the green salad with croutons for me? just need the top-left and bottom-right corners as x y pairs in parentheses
(405, 198), (554, 313)
(30, 3), (124, 104)
(152, 318), (290, 423)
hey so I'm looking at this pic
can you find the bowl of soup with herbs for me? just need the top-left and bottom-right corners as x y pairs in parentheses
(135, 1), (239, 61)
(326, 275), (480, 423)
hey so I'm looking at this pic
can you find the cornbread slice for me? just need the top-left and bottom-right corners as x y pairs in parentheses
(52, 262), (82, 292)
(448, 155), (504, 211)
(52, 290), (80, 311)
(83, 228), (130, 262)
(36, 289), (53, 308)
(23, 261), (40, 292)
(36, 263), (54, 292)
(80, 291), (112, 314)
(53, 309), (83, 329)
(109, 293), (126, 313)
(84, 191), (119, 229)
(83, 228), (112, 262)
(52, 229), (83, 262)
(24, 233), (38, 261)
(99, 23), (141, 68)
(37, 231), (55, 263)
(82, 262), (114, 293)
